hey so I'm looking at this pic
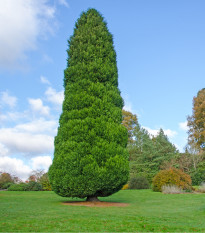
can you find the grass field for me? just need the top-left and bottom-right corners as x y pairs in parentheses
(0, 190), (205, 232)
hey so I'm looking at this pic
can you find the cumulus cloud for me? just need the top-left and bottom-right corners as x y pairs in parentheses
(143, 126), (177, 138)
(123, 102), (133, 113)
(29, 98), (50, 116)
(0, 113), (7, 122)
(15, 118), (57, 134)
(179, 121), (188, 131)
(45, 87), (64, 106)
(42, 54), (53, 63)
(40, 76), (51, 85)
(4, 111), (28, 122)
(1, 91), (17, 108)
(31, 156), (52, 171)
(122, 94), (133, 113)
(0, 128), (54, 156)
(58, 0), (69, 8)
(0, 117), (57, 157)
(0, 0), (56, 68)
(0, 143), (9, 157)
(0, 156), (32, 181)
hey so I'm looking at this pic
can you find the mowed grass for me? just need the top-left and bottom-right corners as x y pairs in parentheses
(0, 190), (205, 232)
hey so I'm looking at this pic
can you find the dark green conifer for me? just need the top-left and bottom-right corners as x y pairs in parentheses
(49, 9), (129, 201)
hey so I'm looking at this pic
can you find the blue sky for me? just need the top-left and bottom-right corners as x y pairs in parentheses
(0, 0), (204, 180)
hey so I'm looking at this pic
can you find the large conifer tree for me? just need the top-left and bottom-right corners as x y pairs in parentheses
(49, 9), (129, 201)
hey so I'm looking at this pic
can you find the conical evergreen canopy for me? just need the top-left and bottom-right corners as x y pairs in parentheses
(49, 8), (129, 199)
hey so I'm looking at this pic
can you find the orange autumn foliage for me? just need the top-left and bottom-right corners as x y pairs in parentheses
(121, 184), (129, 190)
(152, 168), (192, 192)
(187, 88), (205, 150)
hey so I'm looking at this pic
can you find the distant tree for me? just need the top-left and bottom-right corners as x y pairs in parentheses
(0, 173), (14, 188)
(49, 9), (129, 201)
(128, 127), (178, 182)
(122, 110), (138, 143)
(28, 175), (37, 182)
(187, 88), (205, 151)
(152, 129), (178, 168)
(39, 173), (52, 191)
(12, 176), (22, 184)
(28, 170), (44, 183)
(184, 144), (204, 171)
(128, 124), (156, 181)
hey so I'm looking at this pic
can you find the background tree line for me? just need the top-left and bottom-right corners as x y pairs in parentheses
(122, 95), (205, 186)
(0, 170), (51, 191)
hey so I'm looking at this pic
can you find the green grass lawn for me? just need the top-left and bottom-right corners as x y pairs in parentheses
(0, 190), (205, 232)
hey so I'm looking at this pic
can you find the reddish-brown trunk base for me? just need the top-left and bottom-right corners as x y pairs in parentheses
(86, 196), (100, 202)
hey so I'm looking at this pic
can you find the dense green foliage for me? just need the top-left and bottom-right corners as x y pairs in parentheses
(8, 183), (28, 191)
(26, 181), (42, 191)
(190, 161), (205, 185)
(1, 182), (13, 189)
(128, 176), (149, 189)
(1, 190), (205, 232)
(152, 168), (192, 192)
(49, 9), (129, 199)
(8, 181), (42, 191)
(125, 115), (178, 182)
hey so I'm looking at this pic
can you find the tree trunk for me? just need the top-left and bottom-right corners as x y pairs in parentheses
(86, 196), (100, 202)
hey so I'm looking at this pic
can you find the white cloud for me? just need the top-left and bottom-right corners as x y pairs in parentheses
(174, 143), (184, 152)
(29, 98), (50, 116)
(31, 156), (52, 171)
(15, 118), (57, 134)
(0, 111), (30, 127)
(1, 91), (17, 108)
(122, 94), (133, 113)
(179, 121), (188, 131)
(45, 87), (64, 106)
(123, 102), (133, 113)
(164, 129), (178, 138)
(0, 156), (32, 181)
(58, 0), (69, 8)
(0, 117), (57, 157)
(0, 143), (9, 157)
(0, 128), (54, 156)
(0, 0), (56, 68)
(143, 126), (177, 138)
(42, 54), (53, 63)
(0, 113), (7, 122)
(40, 76), (51, 85)
(4, 111), (28, 122)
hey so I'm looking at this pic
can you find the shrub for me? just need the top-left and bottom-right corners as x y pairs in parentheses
(8, 182), (42, 191)
(129, 176), (150, 189)
(162, 185), (183, 194)
(1, 182), (13, 189)
(8, 183), (28, 191)
(198, 182), (205, 193)
(152, 168), (192, 192)
(190, 163), (205, 185)
(122, 184), (129, 190)
(25, 181), (42, 191)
